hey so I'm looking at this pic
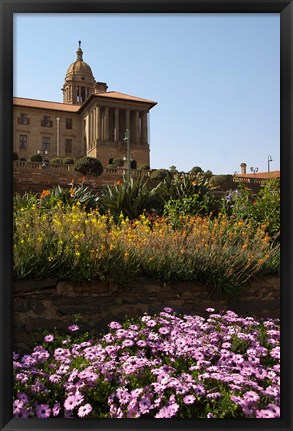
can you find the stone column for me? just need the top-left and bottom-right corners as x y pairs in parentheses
(141, 112), (148, 145)
(135, 111), (140, 144)
(85, 116), (89, 151)
(96, 107), (101, 141)
(104, 107), (109, 140)
(91, 111), (95, 146)
(114, 108), (119, 142)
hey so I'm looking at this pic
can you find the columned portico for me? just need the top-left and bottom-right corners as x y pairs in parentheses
(104, 107), (109, 140)
(141, 112), (148, 145)
(96, 107), (101, 141)
(114, 108), (119, 142)
(14, 43), (156, 169)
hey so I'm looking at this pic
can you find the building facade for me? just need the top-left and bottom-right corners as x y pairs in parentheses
(13, 43), (157, 169)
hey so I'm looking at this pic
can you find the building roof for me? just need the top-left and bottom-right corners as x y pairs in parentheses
(94, 91), (157, 106)
(13, 91), (157, 113)
(13, 97), (80, 113)
(235, 170), (280, 179)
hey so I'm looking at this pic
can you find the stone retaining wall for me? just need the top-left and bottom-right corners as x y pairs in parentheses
(13, 275), (280, 352)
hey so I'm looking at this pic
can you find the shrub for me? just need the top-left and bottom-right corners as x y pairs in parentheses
(97, 177), (158, 221)
(13, 309), (280, 419)
(13, 205), (279, 292)
(74, 157), (103, 177)
(62, 157), (74, 165)
(221, 180), (280, 241)
(169, 165), (178, 173)
(190, 166), (203, 175)
(50, 158), (63, 165)
(150, 169), (170, 181)
(209, 175), (233, 190)
(112, 158), (124, 168)
(204, 170), (213, 179)
(13, 152), (19, 160)
(138, 164), (150, 170)
(29, 153), (43, 162)
(154, 172), (214, 215)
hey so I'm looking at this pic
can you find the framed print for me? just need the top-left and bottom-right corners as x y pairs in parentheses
(1, 1), (292, 430)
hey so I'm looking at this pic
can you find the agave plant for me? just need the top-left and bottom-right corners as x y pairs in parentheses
(153, 172), (211, 206)
(96, 177), (159, 221)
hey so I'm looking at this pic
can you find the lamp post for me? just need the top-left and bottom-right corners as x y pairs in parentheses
(268, 155), (273, 174)
(123, 129), (131, 182)
(250, 166), (259, 177)
(38, 149), (48, 168)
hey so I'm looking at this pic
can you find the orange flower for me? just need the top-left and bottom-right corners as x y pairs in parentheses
(40, 189), (51, 199)
(116, 179), (123, 185)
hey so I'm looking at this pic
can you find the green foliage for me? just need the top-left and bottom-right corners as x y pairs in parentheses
(190, 166), (203, 175)
(44, 185), (98, 212)
(150, 169), (170, 181)
(97, 177), (158, 221)
(29, 153), (43, 162)
(163, 193), (217, 227)
(74, 157), (103, 177)
(62, 157), (74, 165)
(112, 158), (124, 168)
(50, 158), (63, 165)
(13, 151), (19, 160)
(221, 180), (280, 241)
(138, 164), (150, 170)
(13, 205), (279, 294)
(155, 172), (210, 204)
(204, 170), (213, 179)
(209, 175), (233, 190)
(169, 165), (178, 173)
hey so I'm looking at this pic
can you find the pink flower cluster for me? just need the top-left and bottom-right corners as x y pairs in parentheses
(13, 308), (280, 419)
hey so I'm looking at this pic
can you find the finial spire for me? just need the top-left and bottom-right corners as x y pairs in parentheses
(76, 41), (83, 61)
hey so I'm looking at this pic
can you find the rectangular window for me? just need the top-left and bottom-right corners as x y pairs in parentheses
(65, 139), (72, 154)
(18, 113), (30, 125)
(42, 137), (50, 153)
(41, 116), (52, 127)
(19, 135), (27, 150)
(65, 118), (72, 129)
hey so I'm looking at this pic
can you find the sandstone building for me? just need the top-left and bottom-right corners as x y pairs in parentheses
(13, 42), (157, 169)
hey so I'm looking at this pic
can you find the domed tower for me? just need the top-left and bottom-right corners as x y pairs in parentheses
(62, 41), (102, 105)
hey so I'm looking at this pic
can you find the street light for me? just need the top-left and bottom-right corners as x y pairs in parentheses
(38, 149), (49, 168)
(250, 166), (259, 176)
(123, 129), (131, 182)
(268, 155), (273, 173)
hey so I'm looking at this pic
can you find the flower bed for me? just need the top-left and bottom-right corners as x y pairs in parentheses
(13, 203), (279, 295)
(13, 308), (280, 419)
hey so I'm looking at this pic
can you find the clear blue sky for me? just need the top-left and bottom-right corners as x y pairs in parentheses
(14, 13), (280, 174)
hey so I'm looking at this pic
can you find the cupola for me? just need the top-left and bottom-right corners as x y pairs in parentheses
(62, 41), (97, 104)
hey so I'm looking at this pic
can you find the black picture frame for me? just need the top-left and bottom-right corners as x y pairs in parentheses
(1, 1), (292, 430)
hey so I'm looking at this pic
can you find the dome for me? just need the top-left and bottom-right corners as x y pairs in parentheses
(64, 43), (95, 84)
(62, 42), (97, 104)
(66, 60), (94, 79)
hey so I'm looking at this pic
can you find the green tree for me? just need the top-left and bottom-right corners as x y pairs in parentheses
(29, 153), (43, 162)
(74, 157), (103, 177)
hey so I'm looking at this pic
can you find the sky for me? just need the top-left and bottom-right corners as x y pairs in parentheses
(14, 13), (280, 175)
